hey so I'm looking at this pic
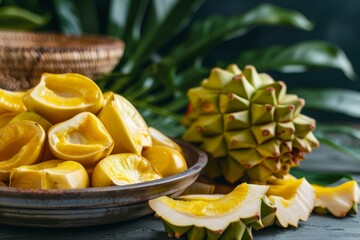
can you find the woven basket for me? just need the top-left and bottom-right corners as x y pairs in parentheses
(0, 31), (124, 91)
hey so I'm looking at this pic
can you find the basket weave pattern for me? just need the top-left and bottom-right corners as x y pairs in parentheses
(0, 31), (124, 91)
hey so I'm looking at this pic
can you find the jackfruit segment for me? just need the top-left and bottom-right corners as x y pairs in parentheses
(10, 111), (52, 132)
(312, 180), (360, 217)
(266, 174), (297, 185)
(9, 160), (89, 189)
(177, 194), (225, 201)
(142, 146), (187, 177)
(266, 178), (315, 228)
(268, 175), (360, 218)
(102, 91), (115, 106)
(23, 73), (104, 123)
(149, 183), (270, 238)
(0, 121), (45, 181)
(148, 127), (182, 152)
(98, 94), (152, 155)
(48, 112), (114, 166)
(0, 112), (18, 128)
(176, 193), (276, 230)
(0, 89), (26, 114)
(91, 153), (162, 187)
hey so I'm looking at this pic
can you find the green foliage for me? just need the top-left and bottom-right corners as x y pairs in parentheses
(0, 5), (50, 30)
(1, 0), (360, 164)
(236, 41), (356, 79)
(294, 88), (360, 117)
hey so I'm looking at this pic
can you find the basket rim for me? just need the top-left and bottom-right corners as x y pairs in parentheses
(0, 30), (125, 52)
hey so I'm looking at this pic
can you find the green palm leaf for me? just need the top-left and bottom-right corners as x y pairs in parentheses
(52, 0), (81, 34)
(294, 88), (360, 117)
(236, 41), (356, 79)
(0, 5), (50, 30)
(168, 3), (313, 70)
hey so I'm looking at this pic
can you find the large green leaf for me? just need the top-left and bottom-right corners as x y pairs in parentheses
(169, 3), (313, 70)
(107, 0), (131, 37)
(294, 88), (360, 118)
(130, 96), (185, 138)
(52, 0), (82, 34)
(0, 5), (50, 30)
(174, 65), (209, 92)
(316, 136), (360, 161)
(236, 41), (356, 79)
(152, 0), (178, 23)
(316, 124), (360, 140)
(73, 0), (99, 34)
(290, 167), (353, 185)
(109, 0), (149, 63)
(315, 125), (360, 161)
(121, 0), (205, 73)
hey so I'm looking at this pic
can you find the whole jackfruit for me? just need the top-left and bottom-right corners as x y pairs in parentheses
(182, 64), (319, 183)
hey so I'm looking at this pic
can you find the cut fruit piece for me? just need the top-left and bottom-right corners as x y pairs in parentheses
(149, 183), (271, 239)
(0, 89), (26, 114)
(266, 174), (297, 185)
(312, 180), (360, 217)
(0, 121), (45, 181)
(48, 112), (114, 166)
(91, 153), (162, 187)
(148, 127), (182, 152)
(98, 93), (152, 155)
(0, 112), (18, 128)
(102, 91), (114, 106)
(23, 73), (104, 123)
(176, 192), (276, 230)
(9, 160), (89, 189)
(266, 178), (315, 228)
(268, 175), (360, 218)
(142, 146), (187, 177)
(10, 111), (52, 132)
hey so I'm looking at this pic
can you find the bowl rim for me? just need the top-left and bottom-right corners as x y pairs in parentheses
(0, 140), (207, 196)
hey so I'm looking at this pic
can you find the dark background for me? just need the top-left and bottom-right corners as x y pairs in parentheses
(194, 0), (360, 91)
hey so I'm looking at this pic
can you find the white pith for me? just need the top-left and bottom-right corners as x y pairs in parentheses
(149, 184), (269, 231)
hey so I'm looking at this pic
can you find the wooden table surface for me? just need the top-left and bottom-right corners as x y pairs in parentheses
(0, 145), (359, 240)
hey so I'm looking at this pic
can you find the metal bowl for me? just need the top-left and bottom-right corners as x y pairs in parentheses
(0, 140), (207, 227)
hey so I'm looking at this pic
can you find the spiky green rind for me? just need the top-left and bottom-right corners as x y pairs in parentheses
(202, 67), (234, 90)
(260, 196), (277, 228)
(160, 219), (253, 240)
(182, 64), (319, 182)
(187, 226), (207, 240)
(313, 206), (329, 215)
(219, 156), (246, 183)
(314, 202), (359, 217)
(243, 196), (277, 230)
(204, 158), (223, 179)
(161, 219), (192, 238)
(349, 203), (359, 215)
(220, 221), (253, 240)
